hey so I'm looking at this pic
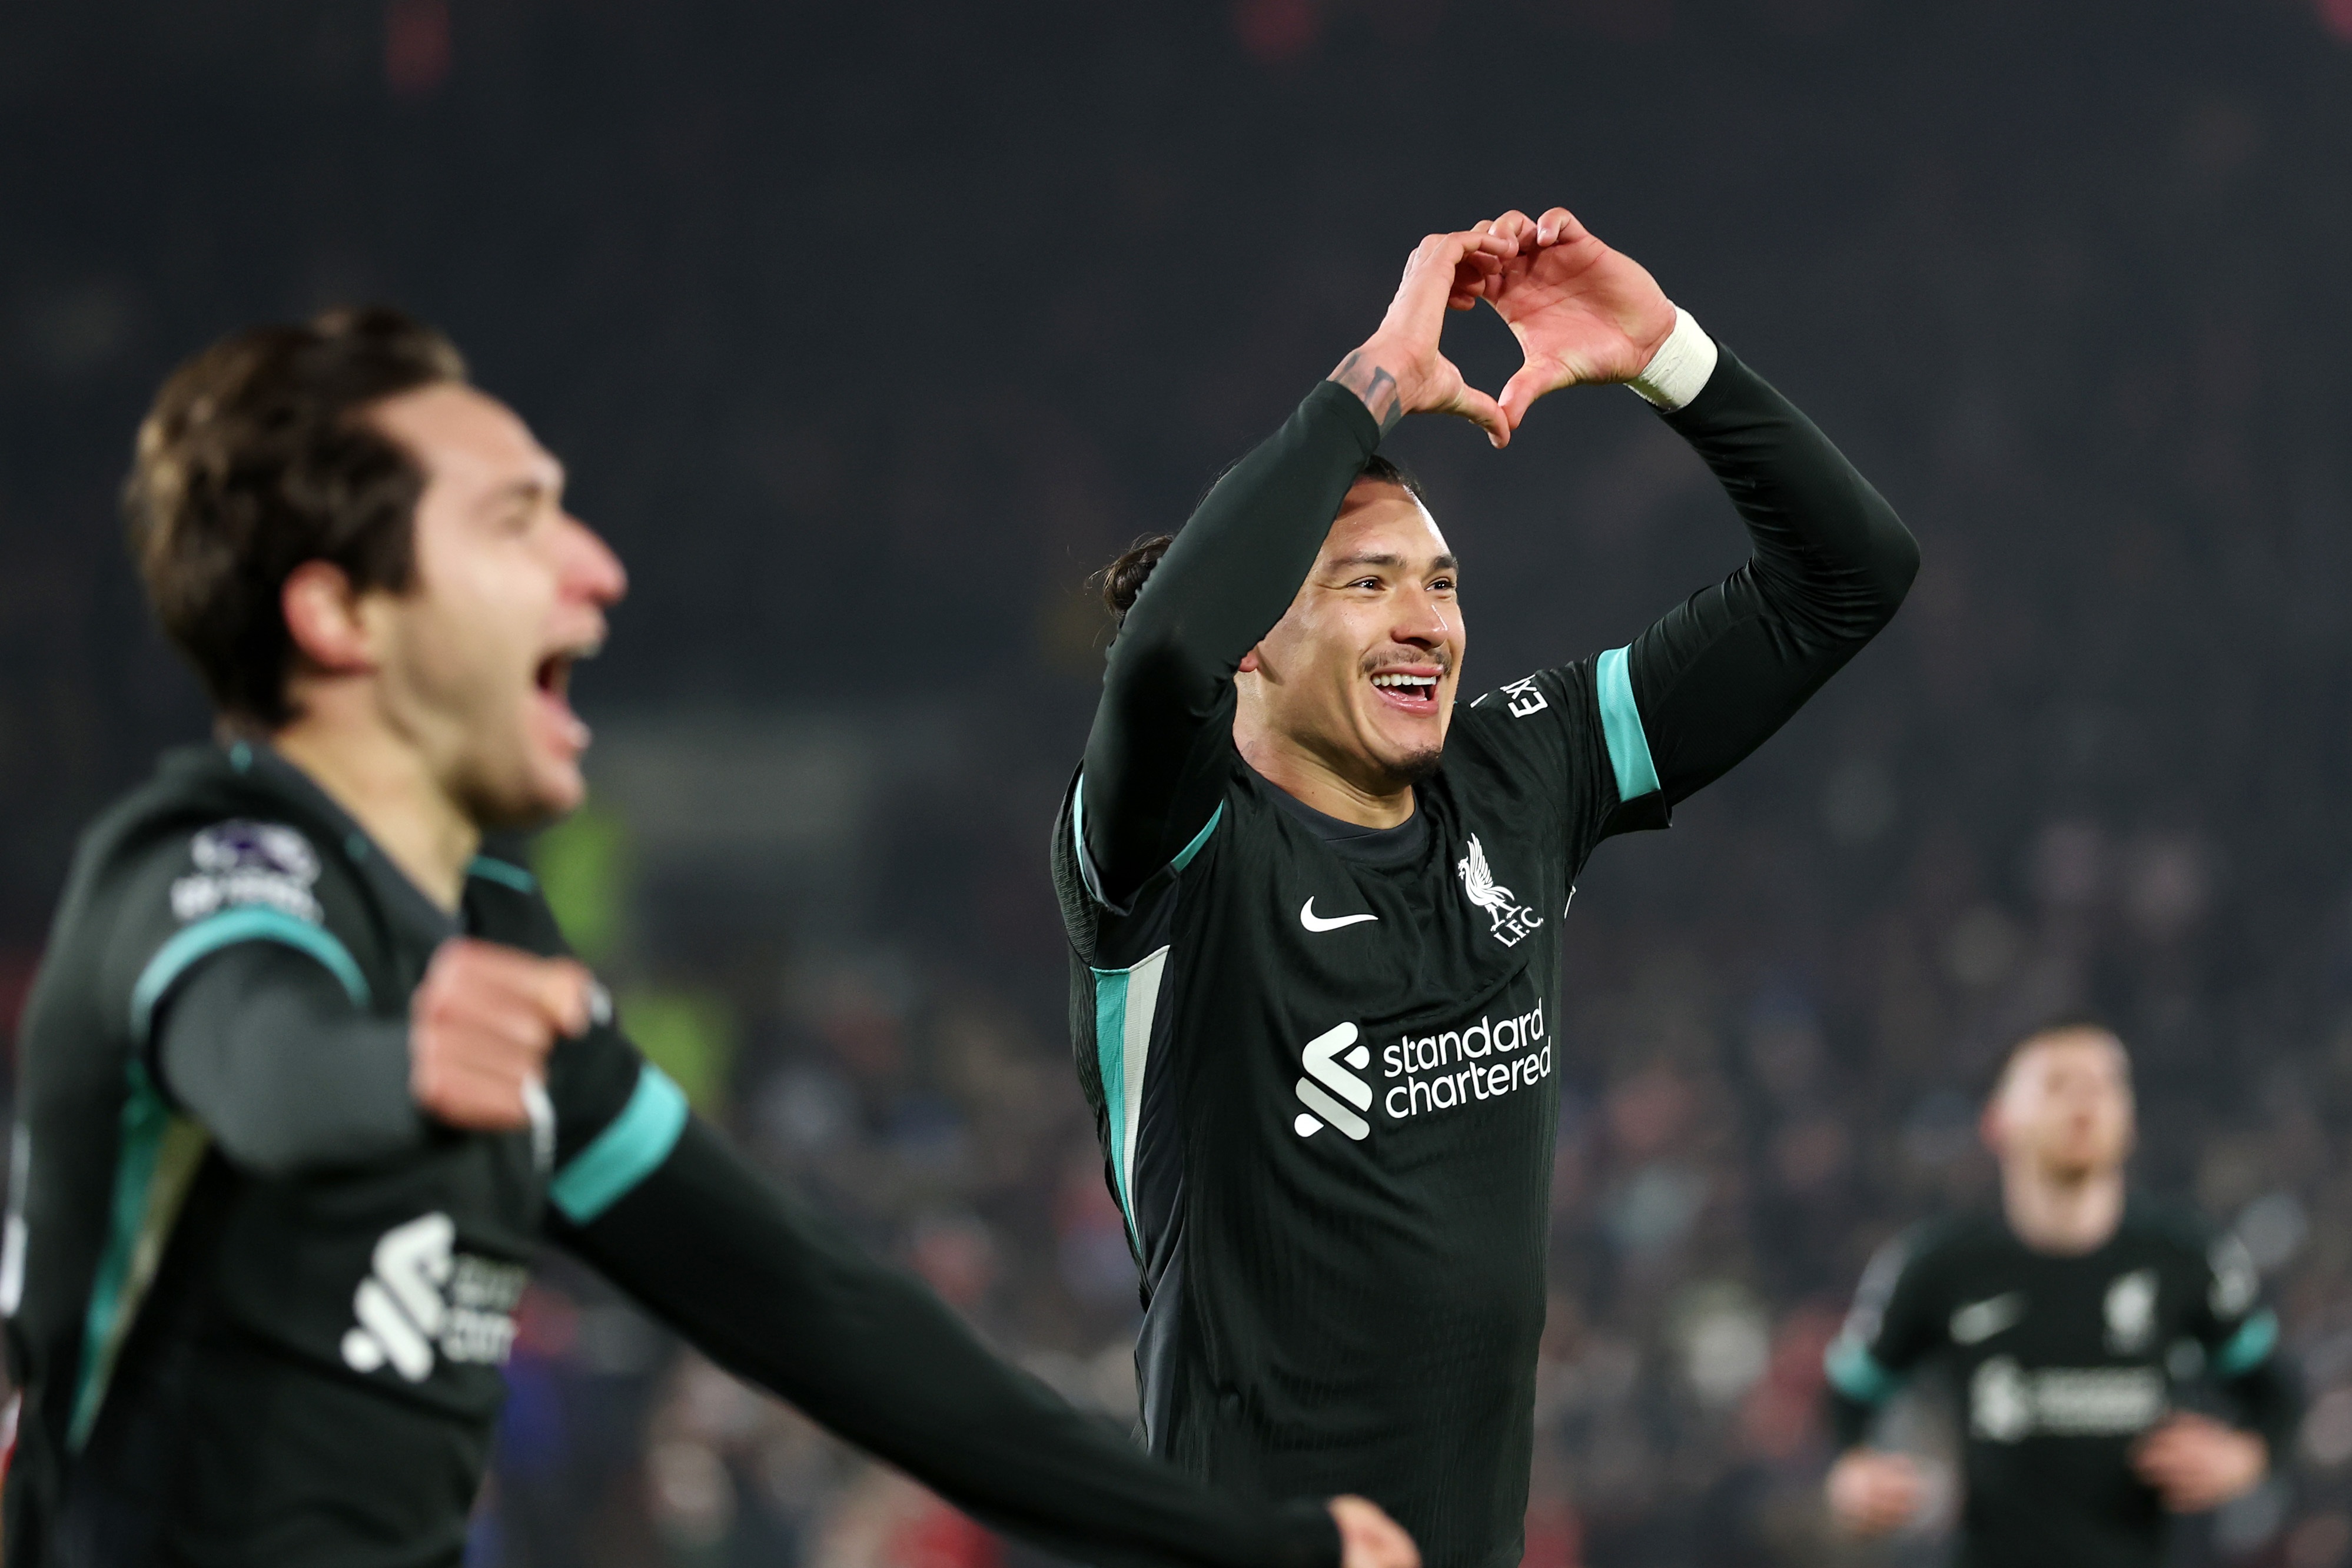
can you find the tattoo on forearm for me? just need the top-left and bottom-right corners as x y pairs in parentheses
(1330, 350), (1404, 435)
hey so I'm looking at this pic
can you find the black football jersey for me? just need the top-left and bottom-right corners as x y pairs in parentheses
(1054, 652), (1657, 1568)
(1826, 1204), (2289, 1568)
(4, 742), (678, 1567)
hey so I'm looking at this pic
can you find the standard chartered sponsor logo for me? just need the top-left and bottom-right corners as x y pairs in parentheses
(340, 1212), (528, 1381)
(1381, 998), (1552, 1122)
(1294, 1023), (1373, 1140)
(1968, 1355), (2167, 1442)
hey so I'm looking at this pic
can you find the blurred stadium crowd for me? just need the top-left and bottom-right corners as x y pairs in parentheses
(7, 1), (2352, 1565)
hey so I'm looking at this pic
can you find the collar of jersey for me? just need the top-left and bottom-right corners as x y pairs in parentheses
(178, 739), (463, 944)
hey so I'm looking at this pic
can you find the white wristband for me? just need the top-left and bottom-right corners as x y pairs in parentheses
(1626, 305), (1718, 412)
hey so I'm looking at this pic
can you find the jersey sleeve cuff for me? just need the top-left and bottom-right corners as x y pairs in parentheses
(550, 1064), (690, 1224)
(1306, 376), (1390, 455)
(1626, 306), (1718, 411)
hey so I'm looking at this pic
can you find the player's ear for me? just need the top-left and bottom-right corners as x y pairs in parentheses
(282, 560), (379, 677)
(1978, 1101), (2006, 1157)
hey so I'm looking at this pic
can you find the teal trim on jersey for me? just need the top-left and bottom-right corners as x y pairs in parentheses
(1168, 803), (1224, 872)
(129, 906), (371, 1042)
(1594, 646), (1660, 803)
(550, 1065), (690, 1224)
(1071, 779), (1224, 906)
(2214, 1309), (2280, 1377)
(68, 1064), (209, 1450)
(1824, 1336), (1900, 1404)
(1089, 946), (1171, 1243)
(467, 855), (539, 893)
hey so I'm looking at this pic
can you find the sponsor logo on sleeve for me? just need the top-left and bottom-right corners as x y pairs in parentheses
(1500, 675), (1548, 718)
(1457, 835), (1544, 948)
(2210, 1235), (2258, 1318)
(340, 1212), (527, 1382)
(172, 820), (324, 923)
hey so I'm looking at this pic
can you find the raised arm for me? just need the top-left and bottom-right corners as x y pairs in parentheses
(1479, 207), (1918, 817)
(1078, 229), (1514, 908)
(553, 1118), (1408, 1568)
(1627, 344), (1919, 808)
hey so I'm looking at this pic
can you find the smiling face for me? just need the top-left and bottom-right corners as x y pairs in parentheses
(1236, 477), (1464, 800)
(1984, 1028), (2137, 1184)
(356, 383), (627, 828)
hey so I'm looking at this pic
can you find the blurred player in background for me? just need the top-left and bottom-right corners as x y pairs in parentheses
(0, 308), (1418, 1568)
(1052, 208), (1917, 1568)
(1825, 1022), (2300, 1567)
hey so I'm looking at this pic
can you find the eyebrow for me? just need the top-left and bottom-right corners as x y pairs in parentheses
(480, 469), (566, 511)
(1327, 552), (1460, 573)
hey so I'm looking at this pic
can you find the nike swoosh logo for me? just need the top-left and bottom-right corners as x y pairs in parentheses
(1951, 1293), (2027, 1345)
(1300, 898), (1378, 933)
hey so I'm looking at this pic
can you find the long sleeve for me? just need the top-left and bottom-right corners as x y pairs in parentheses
(1624, 346), (1919, 812)
(151, 941), (423, 1175)
(1078, 383), (1383, 910)
(1823, 1232), (1943, 1450)
(2218, 1344), (2302, 1461)
(2196, 1242), (2304, 1460)
(553, 1119), (1342, 1568)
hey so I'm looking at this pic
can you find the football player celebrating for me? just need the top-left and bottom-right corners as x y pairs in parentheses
(1052, 208), (1918, 1568)
(1825, 1022), (2299, 1568)
(1, 308), (1418, 1568)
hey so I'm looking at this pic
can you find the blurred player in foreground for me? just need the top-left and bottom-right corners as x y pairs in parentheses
(1053, 208), (1917, 1568)
(0, 308), (1417, 1568)
(1825, 1022), (2300, 1567)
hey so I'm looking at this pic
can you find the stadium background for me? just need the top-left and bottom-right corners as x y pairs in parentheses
(6, 1), (2352, 1563)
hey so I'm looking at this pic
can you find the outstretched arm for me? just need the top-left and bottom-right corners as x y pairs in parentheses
(1077, 228), (1515, 908)
(553, 1119), (1407, 1568)
(1478, 207), (1917, 819)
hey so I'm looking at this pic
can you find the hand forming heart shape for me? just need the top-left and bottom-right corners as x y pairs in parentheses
(1331, 207), (1679, 448)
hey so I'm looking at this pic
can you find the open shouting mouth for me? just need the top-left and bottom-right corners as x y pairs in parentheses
(531, 637), (602, 753)
(1368, 665), (1444, 716)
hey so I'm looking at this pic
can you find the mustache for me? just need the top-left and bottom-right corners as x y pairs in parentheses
(1360, 653), (1451, 677)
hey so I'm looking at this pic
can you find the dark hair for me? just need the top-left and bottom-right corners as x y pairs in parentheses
(124, 305), (468, 726)
(1988, 1015), (2131, 1098)
(1097, 453), (1433, 629)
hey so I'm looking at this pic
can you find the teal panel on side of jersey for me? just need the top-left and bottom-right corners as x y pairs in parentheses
(129, 905), (372, 1041)
(1089, 946), (1171, 1243)
(467, 855), (539, 893)
(2214, 1309), (2279, 1376)
(1594, 647), (1661, 803)
(1092, 968), (1131, 1225)
(69, 1064), (210, 1450)
(1823, 1335), (1900, 1404)
(551, 1065), (691, 1224)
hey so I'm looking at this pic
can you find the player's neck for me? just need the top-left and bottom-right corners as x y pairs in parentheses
(1238, 734), (1417, 829)
(267, 698), (480, 913)
(1232, 715), (1411, 832)
(2002, 1163), (2125, 1255)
